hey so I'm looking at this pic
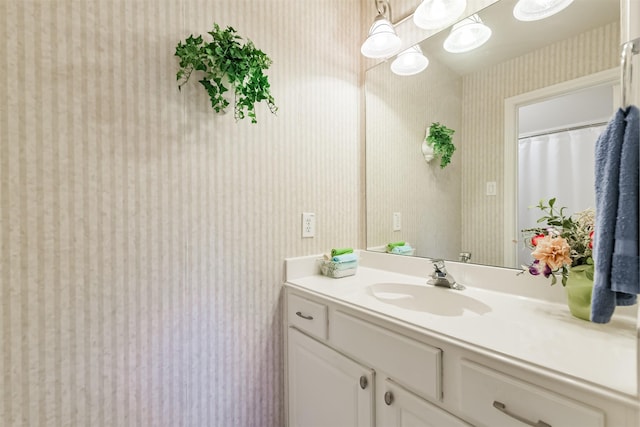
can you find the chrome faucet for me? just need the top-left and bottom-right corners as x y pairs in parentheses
(428, 259), (465, 290)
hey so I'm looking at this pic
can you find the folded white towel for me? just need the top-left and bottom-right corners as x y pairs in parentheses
(391, 245), (414, 255)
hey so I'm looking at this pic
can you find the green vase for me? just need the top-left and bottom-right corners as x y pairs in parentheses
(565, 265), (594, 321)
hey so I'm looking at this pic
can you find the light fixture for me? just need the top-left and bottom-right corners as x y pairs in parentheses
(443, 14), (492, 53)
(513, 0), (574, 21)
(413, 0), (467, 30)
(361, 0), (402, 59)
(391, 45), (429, 76)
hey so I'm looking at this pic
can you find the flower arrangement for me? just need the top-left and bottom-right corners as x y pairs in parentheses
(520, 198), (595, 286)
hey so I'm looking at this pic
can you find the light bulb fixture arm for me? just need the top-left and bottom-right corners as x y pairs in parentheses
(361, 0), (401, 59)
(374, 0), (393, 21)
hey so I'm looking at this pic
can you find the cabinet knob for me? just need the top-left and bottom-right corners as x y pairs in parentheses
(359, 376), (368, 389)
(384, 391), (394, 406)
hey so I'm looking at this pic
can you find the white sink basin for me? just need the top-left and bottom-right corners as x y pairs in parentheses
(368, 282), (492, 317)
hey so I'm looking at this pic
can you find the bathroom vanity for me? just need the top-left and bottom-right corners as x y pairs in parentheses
(283, 251), (639, 427)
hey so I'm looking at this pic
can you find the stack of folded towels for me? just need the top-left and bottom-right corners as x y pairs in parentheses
(386, 241), (414, 255)
(321, 248), (358, 278)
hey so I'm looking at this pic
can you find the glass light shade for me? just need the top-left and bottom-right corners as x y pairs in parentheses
(513, 0), (574, 21)
(390, 46), (429, 76)
(361, 16), (402, 58)
(413, 0), (467, 30)
(443, 14), (492, 53)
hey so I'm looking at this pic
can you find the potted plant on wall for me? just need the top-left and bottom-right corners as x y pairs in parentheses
(423, 122), (456, 168)
(175, 24), (277, 123)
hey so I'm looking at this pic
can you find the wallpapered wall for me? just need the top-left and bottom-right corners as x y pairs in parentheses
(460, 22), (619, 266)
(0, 1), (362, 426)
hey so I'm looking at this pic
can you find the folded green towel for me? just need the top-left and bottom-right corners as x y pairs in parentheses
(331, 248), (353, 257)
(386, 241), (405, 251)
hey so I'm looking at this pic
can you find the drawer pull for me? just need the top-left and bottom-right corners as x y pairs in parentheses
(359, 376), (368, 389)
(295, 311), (314, 320)
(384, 391), (394, 406)
(493, 401), (551, 427)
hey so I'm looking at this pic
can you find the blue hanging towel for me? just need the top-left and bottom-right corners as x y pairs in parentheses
(591, 105), (640, 323)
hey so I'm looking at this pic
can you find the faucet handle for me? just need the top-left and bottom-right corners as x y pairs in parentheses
(459, 252), (472, 263)
(431, 259), (446, 272)
(428, 258), (464, 290)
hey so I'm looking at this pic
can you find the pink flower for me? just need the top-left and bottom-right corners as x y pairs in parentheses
(531, 233), (545, 247)
(531, 235), (572, 271)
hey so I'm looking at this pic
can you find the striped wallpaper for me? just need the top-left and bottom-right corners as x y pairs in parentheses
(1, 1), (362, 426)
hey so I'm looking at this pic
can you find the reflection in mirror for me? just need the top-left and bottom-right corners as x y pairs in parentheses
(365, 0), (620, 268)
(514, 82), (616, 267)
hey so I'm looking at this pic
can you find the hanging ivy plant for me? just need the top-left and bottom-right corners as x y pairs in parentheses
(175, 24), (277, 123)
(426, 122), (456, 168)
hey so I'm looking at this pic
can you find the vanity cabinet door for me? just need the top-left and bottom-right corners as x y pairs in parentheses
(379, 379), (472, 427)
(331, 310), (443, 402)
(288, 328), (374, 427)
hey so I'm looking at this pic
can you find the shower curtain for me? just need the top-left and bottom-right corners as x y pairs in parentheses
(517, 125), (605, 266)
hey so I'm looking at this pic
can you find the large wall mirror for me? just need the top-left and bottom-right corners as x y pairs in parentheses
(365, 0), (620, 269)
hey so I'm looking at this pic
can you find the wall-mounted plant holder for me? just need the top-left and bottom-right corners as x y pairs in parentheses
(421, 126), (435, 162)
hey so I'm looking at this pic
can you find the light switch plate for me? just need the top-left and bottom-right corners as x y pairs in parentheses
(393, 212), (402, 231)
(486, 181), (497, 196)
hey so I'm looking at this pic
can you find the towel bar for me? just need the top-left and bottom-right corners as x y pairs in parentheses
(621, 37), (640, 108)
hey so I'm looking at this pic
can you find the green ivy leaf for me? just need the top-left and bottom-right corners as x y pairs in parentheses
(426, 122), (456, 168)
(175, 24), (277, 123)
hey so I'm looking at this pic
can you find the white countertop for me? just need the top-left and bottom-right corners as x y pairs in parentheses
(284, 252), (639, 400)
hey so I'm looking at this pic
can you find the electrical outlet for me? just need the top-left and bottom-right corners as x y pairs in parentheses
(302, 212), (315, 238)
(393, 212), (402, 231)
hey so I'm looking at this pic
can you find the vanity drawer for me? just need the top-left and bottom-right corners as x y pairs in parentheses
(331, 310), (442, 401)
(460, 359), (605, 427)
(287, 293), (328, 340)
